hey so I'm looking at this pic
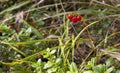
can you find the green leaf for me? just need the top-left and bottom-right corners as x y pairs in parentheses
(93, 66), (100, 73)
(116, 70), (120, 73)
(0, 68), (3, 73)
(103, 21), (111, 28)
(11, 65), (29, 73)
(85, 58), (96, 69)
(105, 67), (114, 73)
(37, 21), (45, 26)
(44, 61), (53, 69)
(83, 70), (93, 73)
(55, 58), (62, 64)
(69, 62), (78, 73)
(105, 57), (113, 67)
(93, 64), (106, 73)
(23, 20), (43, 39)
(107, 46), (118, 52)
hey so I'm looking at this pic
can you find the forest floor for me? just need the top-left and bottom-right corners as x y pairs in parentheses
(0, 0), (120, 73)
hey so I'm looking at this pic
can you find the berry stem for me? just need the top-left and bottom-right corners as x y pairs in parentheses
(82, 18), (96, 50)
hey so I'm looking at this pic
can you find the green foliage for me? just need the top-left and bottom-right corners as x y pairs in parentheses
(0, 68), (2, 73)
(0, 0), (120, 73)
(68, 62), (78, 73)
(83, 57), (120, 73)
(31, 51), (64, 73)
(11, 65), (30, 73)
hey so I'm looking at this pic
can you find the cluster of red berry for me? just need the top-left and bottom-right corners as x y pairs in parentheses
(68, 14), (82, 23)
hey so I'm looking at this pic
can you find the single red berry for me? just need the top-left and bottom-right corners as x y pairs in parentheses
(72, 17), (77, 23)
(77, 15), (82, 21)
(68, 14), (73, 20)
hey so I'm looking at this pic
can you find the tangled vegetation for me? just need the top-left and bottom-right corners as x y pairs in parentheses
(0, 0), (120, 73)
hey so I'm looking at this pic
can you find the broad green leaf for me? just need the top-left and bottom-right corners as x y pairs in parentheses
(105, 67), (114, 73)
(83, 70), (93, 73)
(69, 62), (78, 73)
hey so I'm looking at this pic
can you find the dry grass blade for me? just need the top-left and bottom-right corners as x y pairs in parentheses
(101, 49), (120, 61)
(45, 35), (60, 39)
(0, 1), (31, 15)
(89, 0), (94, 6)
(14, 11), (24, 33)
(93, 0), (120, 11)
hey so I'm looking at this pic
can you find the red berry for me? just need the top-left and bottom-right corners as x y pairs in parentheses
(68, 14), (73, 20)
(77, 15), (82, 21)
(72, 17), (77, 23)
